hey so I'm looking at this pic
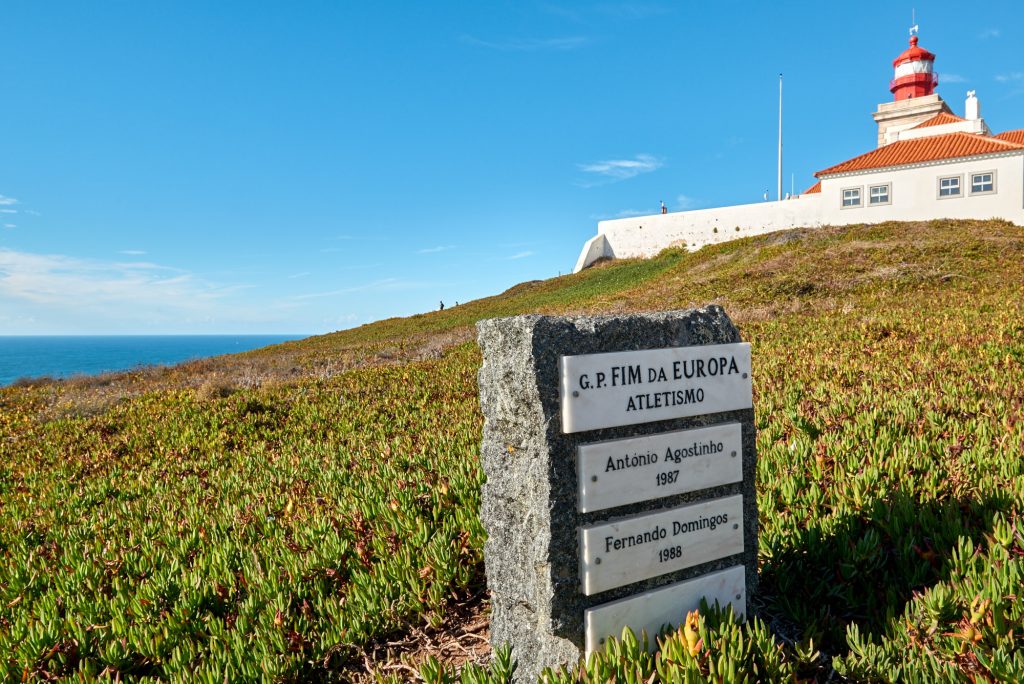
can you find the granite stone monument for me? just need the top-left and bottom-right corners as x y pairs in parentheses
(476, 307), (758, 681)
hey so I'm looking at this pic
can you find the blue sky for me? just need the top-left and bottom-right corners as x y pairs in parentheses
(1, 1), (1021, 334)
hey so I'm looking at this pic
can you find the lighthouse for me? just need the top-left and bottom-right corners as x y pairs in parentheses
(573, 25), (1024, 273)
(890, 35), (938, 101)
(872, 31), (953, 147)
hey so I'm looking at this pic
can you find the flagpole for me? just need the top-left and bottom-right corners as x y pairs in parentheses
(777, 73), (783, 201)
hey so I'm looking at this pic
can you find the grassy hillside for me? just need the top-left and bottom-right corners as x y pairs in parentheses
(2, 220), (1023, 681)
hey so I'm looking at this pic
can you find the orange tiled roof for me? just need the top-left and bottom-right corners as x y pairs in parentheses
(995, 130), (1024, 145)
(911, 112), (966, 129)
(803, 181), (821, 194)
(816, 133), (1024, 177)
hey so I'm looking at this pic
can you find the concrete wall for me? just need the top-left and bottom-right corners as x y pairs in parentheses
(574, 152), (1024, 272)
(573, 234), (609, 273)
(579, 195), (826, 269)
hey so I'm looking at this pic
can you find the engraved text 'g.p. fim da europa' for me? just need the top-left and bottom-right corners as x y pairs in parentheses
(559, 343), (753, 433)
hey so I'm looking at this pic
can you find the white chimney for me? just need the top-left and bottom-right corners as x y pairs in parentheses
(965, 90), (980, 120)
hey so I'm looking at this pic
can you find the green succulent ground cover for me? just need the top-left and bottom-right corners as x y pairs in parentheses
(2, 220), (1024, 681)
(1, 357), (486, 680)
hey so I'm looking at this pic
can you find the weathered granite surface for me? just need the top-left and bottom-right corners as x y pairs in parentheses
(476, 307), (758, 681)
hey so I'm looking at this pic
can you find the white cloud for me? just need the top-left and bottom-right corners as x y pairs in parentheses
(996, 72), (1024, 82)
(287, 271), (311, 279)
(979, 28), (1001, 39)
(3, 224), (15, 229)
(540, 4), (584, 22)
(417, 245), (456, 254)
(325, 313), (360, 327)
(0, 248), (239, 314)
(587, 207), (657, 220)
(596, 3), (671, 19)
(610, 208), (652, 218)
(112, 261), (179, 271)
(0, 195), (17, 206)
(597, 196), (696, 220)
(290, 278), (433, 301)
(542, 3), (669, 22)
(675, 194), (698, 210)
(1, 209), (17, 214)
(577, 154), (663, 186)
(942, 73), (968, 83)
(508, 251), (534, 260)
(461, 34), (588, 51)
(0, 248), (331, 333)
(118, 249), (147, 256)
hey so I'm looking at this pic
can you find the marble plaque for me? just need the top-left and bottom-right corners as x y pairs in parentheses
(579, 495), (744, 596)
(577, 422), (743, 513)
(559, 343), (752, 433)
(584, 565), (746, 655)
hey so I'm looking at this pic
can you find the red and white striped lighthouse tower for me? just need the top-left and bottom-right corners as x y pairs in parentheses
(890, 34), (938, 101)
(872, 29), (952, 147)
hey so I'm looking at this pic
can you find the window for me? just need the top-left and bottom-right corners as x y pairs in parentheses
(841, 187), (862, 208)
(970, 171), (996, 195)
(938, 176), (962, 198)
(869, 184), (891, 206)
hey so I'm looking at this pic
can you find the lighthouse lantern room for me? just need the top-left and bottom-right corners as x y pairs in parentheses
(871, 30), (953, 147)
(890, 35), (938, 100)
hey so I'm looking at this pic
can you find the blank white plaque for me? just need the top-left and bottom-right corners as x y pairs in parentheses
(584, 565), (746, 655)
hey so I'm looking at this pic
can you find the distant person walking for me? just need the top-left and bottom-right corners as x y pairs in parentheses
(660, 200), (667, 214)
(439, 301), (445, 311)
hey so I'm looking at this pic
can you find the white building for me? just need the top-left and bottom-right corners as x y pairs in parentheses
(574, 33), (1024, 272)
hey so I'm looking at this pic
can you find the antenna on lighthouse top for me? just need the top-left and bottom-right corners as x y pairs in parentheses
(910, 8), (918, 36)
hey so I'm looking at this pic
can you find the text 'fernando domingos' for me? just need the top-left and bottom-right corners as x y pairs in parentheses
(603, 513), (730, 554)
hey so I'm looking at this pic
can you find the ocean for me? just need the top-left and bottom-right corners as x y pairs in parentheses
(0, 335), (306, 387)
